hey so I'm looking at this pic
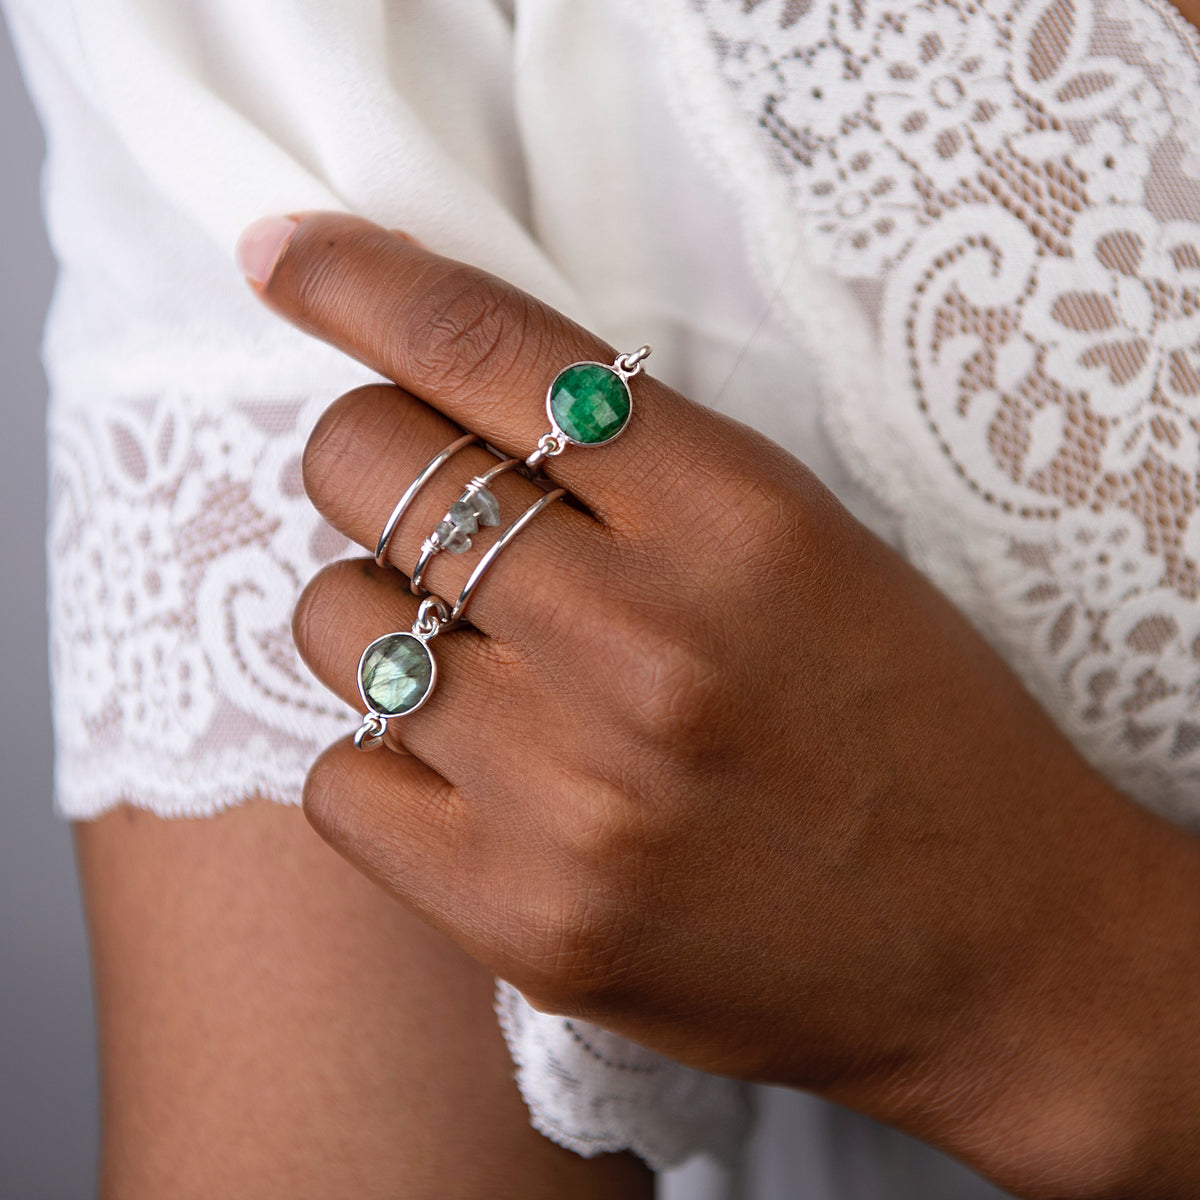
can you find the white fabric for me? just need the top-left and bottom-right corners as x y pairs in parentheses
(5, 0), (1200, 1191)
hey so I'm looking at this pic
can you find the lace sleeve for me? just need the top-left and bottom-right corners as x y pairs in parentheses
(635, 0), (1200, 830)
(49, 388), (359, 816)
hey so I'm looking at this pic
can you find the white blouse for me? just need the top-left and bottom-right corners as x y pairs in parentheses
(6, 0), (1199, 1193)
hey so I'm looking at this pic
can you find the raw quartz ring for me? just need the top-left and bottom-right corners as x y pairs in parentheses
(374, 432), (479, 568)
(409, 457), (523, 597)
(354, 487), (567, 750)
(525, 345), (652, 471)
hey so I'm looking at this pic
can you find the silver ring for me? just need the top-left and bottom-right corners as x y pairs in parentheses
(355, 343), (648, 751)
(410, 457), (524, 596)
(445, 487), (566, 627)
(353, 489), (564, 749)
(374, 432), (478, 568)
(525, 345), (651, 471)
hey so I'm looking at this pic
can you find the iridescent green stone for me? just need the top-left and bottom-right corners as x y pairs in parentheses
(360, 633), (434, 716)
(548, 363), (631, 444)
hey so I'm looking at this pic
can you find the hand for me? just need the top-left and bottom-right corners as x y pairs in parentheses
(240, 213), (1200, 1198)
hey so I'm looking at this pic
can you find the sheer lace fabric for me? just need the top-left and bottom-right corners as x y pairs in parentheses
(49, 389), (355, 814)
(637, 0), (1200, 829)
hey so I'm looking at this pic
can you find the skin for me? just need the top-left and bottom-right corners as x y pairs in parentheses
(76, 801), (651, 1199)
(226, 211), (1200, 1199)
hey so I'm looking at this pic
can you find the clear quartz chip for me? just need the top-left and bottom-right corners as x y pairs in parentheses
(448, 499), (480, 535)
(470, 486), (501, 526)
(435, 518), (471, 553)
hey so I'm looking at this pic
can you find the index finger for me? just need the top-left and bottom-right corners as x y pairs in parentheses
(237, 212), (720, 526)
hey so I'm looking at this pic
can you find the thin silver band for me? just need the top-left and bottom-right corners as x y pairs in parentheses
(352, 492), (561, 751)
(373, 432), (478, 568)
(444, 487), (566, 628)
(410, 457), (523, 596)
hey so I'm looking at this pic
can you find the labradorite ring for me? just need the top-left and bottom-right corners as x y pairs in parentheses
(353, 488), (566, 750)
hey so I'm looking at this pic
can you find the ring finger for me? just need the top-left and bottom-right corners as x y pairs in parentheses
(294, 555), (585, 790)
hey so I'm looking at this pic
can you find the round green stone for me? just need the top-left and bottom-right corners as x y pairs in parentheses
(359, 633), (434, 716)
(548, 363), (631, 445)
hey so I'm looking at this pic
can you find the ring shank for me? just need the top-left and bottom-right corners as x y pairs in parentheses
(444, 487), (566, 627)
(374, 432), (478, 567)
(409, 456), (524, 596)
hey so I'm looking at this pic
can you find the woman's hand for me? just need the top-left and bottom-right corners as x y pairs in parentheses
(240, 213), (1200, 1198)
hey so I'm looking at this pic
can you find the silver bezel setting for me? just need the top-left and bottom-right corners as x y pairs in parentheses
(544, 360), (634, 448)
(356, 630), (438, 719)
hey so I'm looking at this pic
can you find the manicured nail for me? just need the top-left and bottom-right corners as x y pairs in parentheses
(236, 215), (300, 284)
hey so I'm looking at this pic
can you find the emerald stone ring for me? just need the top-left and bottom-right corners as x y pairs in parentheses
(525, 345), (652, 471)
(353, 487), (567, 750)
(409, 456), (523, 596)
(374, 431), (479, 568)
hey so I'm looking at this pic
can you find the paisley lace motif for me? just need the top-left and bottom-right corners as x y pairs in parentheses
(49, 391), (355, 816)
(652, 0), (1200, 825)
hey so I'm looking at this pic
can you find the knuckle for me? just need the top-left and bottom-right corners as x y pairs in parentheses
(590, 600), (726, 753)
(709, 475), (808, 573)
(413, 266), (539, 401)
(501, 777), (653, 1013)
(519, 879), (636, 1014)
(301, 385), (380, 508)
(631, 634), (724, 749)
(553, 775), (647, 878)
(302, 385), (424, 527)
(687, 438), (832, 583)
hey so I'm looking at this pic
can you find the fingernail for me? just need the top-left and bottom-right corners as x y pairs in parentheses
(236, 215), (300, 284)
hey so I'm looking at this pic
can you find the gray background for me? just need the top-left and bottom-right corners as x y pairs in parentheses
(0, 13), (100, 1197)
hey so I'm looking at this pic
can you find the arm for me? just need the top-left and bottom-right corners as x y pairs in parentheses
(78, 799), (651, 1198)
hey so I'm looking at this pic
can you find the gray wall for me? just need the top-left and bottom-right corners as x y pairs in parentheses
(0, 14), (100, 1197)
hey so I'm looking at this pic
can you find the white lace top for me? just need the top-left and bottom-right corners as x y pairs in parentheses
(6, 0), (1199, 1191)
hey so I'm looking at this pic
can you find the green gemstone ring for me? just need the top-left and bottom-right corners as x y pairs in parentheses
(526, 345), (652, 470)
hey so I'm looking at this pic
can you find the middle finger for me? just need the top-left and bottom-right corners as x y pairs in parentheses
(305, 382), (619, 646)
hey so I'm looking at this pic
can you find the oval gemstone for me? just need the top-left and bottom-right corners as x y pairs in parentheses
(359, 633), (435, 716)
(548, 363), (631, 444)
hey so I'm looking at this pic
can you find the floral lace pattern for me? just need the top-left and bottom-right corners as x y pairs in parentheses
(49, 391), (354, 815)
(43, 0), (1200, 1175)
(657, 0), (1200, 824)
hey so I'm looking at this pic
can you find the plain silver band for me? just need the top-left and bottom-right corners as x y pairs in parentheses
(373, 433), (478, 568)
(409, 457), (524, 597)
(442, 487), (566, 628)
